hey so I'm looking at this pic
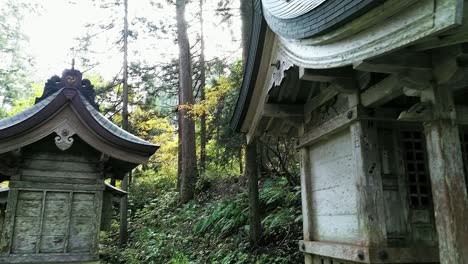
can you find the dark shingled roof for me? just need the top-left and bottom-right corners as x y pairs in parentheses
(263, 0), (385, 39)
(81, 94), (154, 146)
(0, 90), (61, 130)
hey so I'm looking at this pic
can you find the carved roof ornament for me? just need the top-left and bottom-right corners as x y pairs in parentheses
(35, 65), (99, 109)
(270, 59), (294, 89)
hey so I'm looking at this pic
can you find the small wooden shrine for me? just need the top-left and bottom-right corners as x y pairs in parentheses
(233, 1), (468, 264)
(0, 68), (158, 263)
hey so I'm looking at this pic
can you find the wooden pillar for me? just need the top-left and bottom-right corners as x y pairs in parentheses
(350, 120), (387, 247)
(423, 85), (468, 263)
(299, 147), (314, 264)
(100, 192), (112, 231)
(119, 174), (129, 247)
(246, 139), (262, 245)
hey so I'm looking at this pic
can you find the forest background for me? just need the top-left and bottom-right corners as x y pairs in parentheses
(0, 0), (302, 263)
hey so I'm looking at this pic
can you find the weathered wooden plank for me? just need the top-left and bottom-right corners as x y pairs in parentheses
(9, 181), (104, 191)
(263, 103), (304, 118)
(0, 189), (18, 254)
(15, 199), (42, 217)
(20, 176), (97, 185)
(299, 67), (355, 82)
(0, 253), (98, 263)
(39, 235), (65, 253)
(353, 51), (432, 74)
(12, 217), (40, 235)
(22, 159), (98, 173)
(299, 241), (369, 263)
(23, 152), (98, 163)
(35, 191), (46, 253)
(63, 191), (73, 253)
(360, 75), (402, 107)
(91, 191), (103, 254)
(72, 201), (95, 217)
(300, 240), (439, 263)
(21, 169), (99, 179)
(298, 106), (358, 148)
(11, 234), (38, 254)
(304, 87), (338, 122)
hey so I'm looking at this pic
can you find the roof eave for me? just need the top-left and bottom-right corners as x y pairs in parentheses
(230, 0), (268, 132)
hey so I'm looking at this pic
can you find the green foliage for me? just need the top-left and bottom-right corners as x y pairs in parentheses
(100, 175), (302, 264)
(0, 0), (36, 117)
(193, 196), (248, 237)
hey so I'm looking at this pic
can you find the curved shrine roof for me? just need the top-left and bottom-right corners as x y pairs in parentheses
(0, 68), (158, 162)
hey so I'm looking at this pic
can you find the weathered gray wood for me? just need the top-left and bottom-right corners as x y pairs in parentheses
(299, 67), (354, 82)
(24, 152), (98, 163)
(0, 189), (18, 254)
(0, 253), (98, 263)
(21, 169), (99, 180)
(92, 191), (103, 254)
(35, 191), (46, 253)
(9, 181), (104, 191)
(263, 103), (304, 118)
(300, 240), (439, 263)
(360, 75), (402, 107)
(423, 85), (468, 263)
(350, 121), (386, 247)
(100, 192), (112, 231)
(298, 106), (358, 148)
(304, 87), (338, 122)
(307, 130), (361, 243)
(20, 176), (97, 185)
(22, 159), (98, 173)
(299, 240), (369, 263)
(353, 51), (432, 74)
(299, 148), (313, 264)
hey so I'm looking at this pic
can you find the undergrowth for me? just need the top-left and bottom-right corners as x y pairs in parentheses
(100, 172), (302, 264)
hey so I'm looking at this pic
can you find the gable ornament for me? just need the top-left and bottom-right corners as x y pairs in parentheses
(54, 124), (76, 151)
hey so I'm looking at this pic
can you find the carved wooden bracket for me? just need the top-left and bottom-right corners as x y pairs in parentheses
(270, 59), (294, 89)
(54, 124), (76, 151)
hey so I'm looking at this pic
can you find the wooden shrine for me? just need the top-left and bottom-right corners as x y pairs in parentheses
(233, 0), (468, 263)
(0, 68), (158, 263)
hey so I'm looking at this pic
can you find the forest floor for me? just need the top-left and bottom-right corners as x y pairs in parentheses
(99, 173), (303, 264)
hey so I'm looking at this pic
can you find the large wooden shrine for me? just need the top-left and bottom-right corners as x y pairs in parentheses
(0, 68), (157, 263)
(233, 0), (468, 263)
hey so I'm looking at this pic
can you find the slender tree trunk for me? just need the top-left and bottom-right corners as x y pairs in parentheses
(240, 0), (253, 64)
(246, 139), (262, 245)
(239, 147), (243, 175)
(199, 0), (207, 175)
(177, 112), (182, 190)
(119, 0), (129, 247)
(177, 0), (198, 203)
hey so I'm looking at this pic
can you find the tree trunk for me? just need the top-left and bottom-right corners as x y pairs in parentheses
(177, 0), (198, 203)
(239, 147), (243, 175)
(246, 139), (262, 245)
(240, 0), (253, 64)
(199, 0), (207, 175)
(119, 0), (129, 247)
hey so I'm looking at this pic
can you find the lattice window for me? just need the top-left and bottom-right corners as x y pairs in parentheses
(401, 130), (431, 208)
